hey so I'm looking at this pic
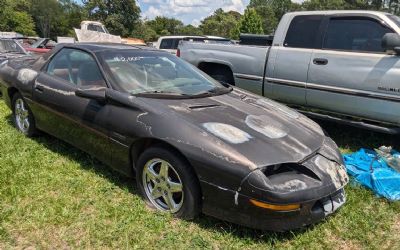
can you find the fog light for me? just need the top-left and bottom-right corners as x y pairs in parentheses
(249, 199), (300, 211)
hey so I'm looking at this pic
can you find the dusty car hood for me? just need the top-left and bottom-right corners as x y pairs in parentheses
(139, 88), (325, 168)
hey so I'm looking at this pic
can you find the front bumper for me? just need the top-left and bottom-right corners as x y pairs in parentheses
(201, 181), (346, 231)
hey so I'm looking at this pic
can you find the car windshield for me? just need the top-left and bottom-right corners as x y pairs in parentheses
(99, 50), (229, 97)
(30, 38), (46, 48)
(0, 40), (25, 53)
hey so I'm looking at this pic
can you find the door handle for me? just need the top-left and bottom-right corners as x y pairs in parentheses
(34, 85), (44, 93)
(313, 58), (328, 65)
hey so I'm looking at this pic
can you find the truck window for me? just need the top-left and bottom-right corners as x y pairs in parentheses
(87, 24), (106, 33)
(323, 17), (393, 53)
(160, 39), (180, 49)
(284, 15), (323, 49)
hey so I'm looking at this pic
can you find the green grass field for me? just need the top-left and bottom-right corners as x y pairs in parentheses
(0, 99), (399, 249)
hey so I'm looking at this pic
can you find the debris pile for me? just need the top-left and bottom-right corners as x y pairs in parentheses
(344, 147), (400, 201)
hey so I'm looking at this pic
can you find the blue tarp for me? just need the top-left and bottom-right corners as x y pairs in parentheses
(343, 148), (400, 201)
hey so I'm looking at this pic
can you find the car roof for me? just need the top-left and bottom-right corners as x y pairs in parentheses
(159, 36), (205, 39)
(58, 43), (159, 53)
(287, 10), (390, 17)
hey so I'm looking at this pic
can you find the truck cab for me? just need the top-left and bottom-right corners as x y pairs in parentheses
(267, 11), (400, 131)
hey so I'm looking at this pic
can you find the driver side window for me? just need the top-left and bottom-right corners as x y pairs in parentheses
(47, 48), (106, 87)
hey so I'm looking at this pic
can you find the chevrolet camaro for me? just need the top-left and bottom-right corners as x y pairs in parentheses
(0, 43), (348, 231)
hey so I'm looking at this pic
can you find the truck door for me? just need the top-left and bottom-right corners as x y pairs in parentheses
(307, 15), (400, 124)
(265, 15), (324, 106)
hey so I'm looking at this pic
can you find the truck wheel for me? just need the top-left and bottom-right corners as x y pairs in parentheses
(136, 146), (201, 220)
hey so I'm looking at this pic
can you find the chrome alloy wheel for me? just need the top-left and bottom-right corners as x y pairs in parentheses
(142, 158), (184, 213)
(14, 98), (30, 133)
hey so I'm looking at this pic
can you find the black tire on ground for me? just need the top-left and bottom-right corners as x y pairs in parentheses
(136, 146), (201, 220)
(12, 92), (37, 137)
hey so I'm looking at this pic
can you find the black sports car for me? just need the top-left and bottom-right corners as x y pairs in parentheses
(0, 43), (348, 231)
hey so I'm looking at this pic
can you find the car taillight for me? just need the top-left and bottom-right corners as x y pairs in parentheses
(176, 49), (180, 57)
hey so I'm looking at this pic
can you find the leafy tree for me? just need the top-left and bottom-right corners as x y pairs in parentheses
(0, 0), (36, 36)
(270, 0), (293, 19)
(233, 8), (263, 38)
(177, 25), (202, 36)
(83, 0), (141, 37)
(200, 9), (241, 39)
(248, 1), (278, 34)
(131, 22), (158, 42)
(30, 0), (65, 38)
(59, 0), (87, 35)
(301, 0), (347, 10)
(146, 16), (184, 36)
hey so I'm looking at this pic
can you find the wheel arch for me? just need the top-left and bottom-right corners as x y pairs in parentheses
(130, 137), (203, 201)
(197, 62), (235, 85)
(130, 138), (201, 180)
(7, 87), (19, 105)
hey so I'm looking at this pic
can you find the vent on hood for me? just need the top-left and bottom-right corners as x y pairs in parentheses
(263, 163), (321, 181)
(188, 104), (221, 110)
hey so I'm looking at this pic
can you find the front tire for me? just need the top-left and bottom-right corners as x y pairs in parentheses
(12, 93), (37, 137)
(136, 146), (201, 220)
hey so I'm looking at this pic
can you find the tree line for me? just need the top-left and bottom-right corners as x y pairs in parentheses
(1, 0), (400, 41)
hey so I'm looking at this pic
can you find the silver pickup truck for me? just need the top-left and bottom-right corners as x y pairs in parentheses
(179, 10), (400, 134)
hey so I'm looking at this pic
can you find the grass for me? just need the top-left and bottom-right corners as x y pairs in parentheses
(0, 99), (399, 249)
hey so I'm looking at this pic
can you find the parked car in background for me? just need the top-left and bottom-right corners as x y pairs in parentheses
(12, 37), (39, 48)
(0, 43), (348, 231)
(25, 38), (56, 54)
(155, 35), (232, 54)
(0, 38), (30, 63)
(74, 20), (147, 45)
(179, 11), (400, 134)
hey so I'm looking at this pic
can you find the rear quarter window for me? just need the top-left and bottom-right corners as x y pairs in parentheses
(160, 39), (180, 49)
(284, 15), (323, 49)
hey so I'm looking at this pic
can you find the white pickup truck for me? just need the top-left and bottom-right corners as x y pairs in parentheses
(179, 10), (400, 134)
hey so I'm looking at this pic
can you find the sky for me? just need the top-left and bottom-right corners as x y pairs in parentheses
(138, 0), (250, 26)
(76, 0), (304, 27)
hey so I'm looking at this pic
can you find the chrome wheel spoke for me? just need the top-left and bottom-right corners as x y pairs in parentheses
(163, 192), (176, 210)
(151, 186), (162, 199)
(168, 180), (182, 193)
(145, 167), (159, 183)
(21, 110), (28, 119)
(23, 119), (29, 130)
(159, 162), (169, 178)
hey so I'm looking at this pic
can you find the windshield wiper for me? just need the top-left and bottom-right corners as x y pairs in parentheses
(132, 90), (189, 97)
(192, 86), (233, 97)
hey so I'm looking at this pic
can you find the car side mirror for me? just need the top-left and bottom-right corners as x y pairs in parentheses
(382, 33), (400, 54)
(75, 87), (107, 103)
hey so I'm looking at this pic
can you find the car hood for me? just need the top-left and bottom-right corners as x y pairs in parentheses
(137, 88), (325, 170)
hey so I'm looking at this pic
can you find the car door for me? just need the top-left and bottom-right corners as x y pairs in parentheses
(307, 15), (400, 125)
(32, 48), (112, 165)
(265, 15), (324, 106)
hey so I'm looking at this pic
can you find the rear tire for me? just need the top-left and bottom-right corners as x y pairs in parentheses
(12, 93), (37, 137)
(136, 146), (201, 220)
